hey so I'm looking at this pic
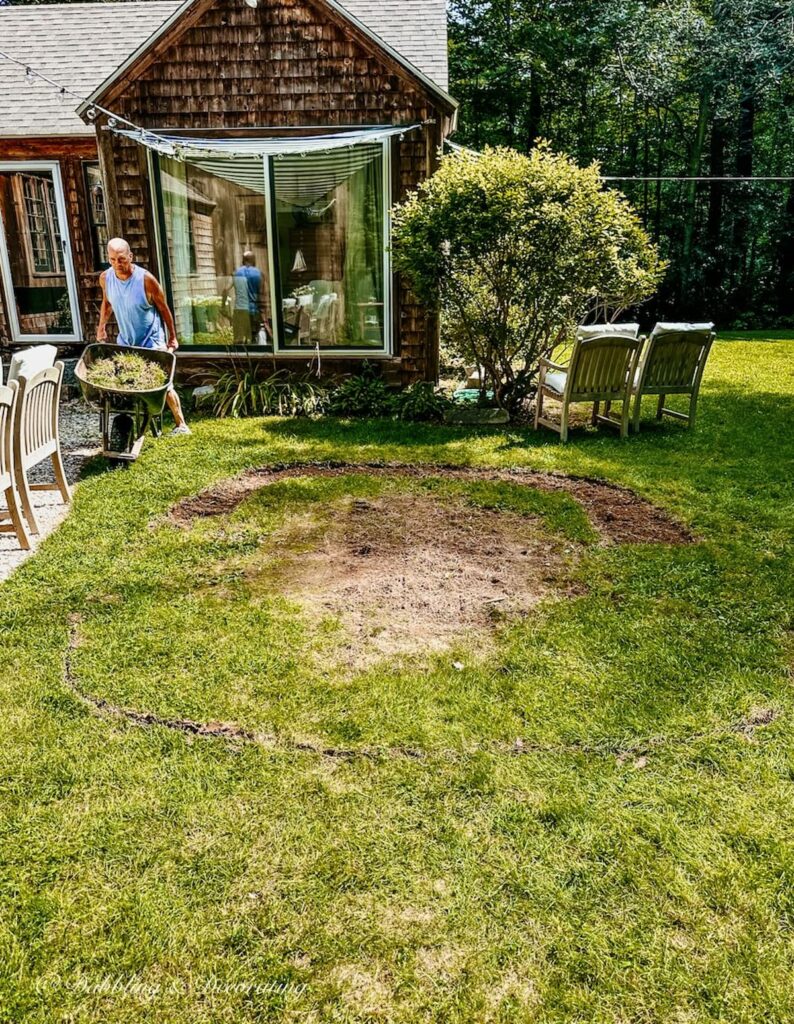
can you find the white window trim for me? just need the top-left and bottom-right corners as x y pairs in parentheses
(0, 160), (83, 344)
(151, 141), (393, 358)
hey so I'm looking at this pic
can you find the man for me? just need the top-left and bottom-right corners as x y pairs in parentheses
(225, 250), (263, 344)
(97, 238), (190, 435)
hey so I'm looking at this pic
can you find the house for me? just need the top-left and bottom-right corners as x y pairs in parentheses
(0, 0), (456, 383)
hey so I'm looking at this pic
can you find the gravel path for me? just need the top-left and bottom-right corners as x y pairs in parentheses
(0, 400), (102, 583)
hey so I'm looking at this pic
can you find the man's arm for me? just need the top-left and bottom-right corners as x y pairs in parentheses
(96, 271), (112, 342)
(145, 272), (179, 351)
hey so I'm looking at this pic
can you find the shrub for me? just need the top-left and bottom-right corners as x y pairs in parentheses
(392, 380), (452, 422)
(211, 367), (329, 418)
(392, 143), (666, 415)
(328, 362), (396, 417)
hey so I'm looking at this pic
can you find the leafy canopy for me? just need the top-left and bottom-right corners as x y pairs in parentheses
(392, 144), (665, 411)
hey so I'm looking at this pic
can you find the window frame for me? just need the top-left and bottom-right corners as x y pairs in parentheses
(150, 139), (393, 357)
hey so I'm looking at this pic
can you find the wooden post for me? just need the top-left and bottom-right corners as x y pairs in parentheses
(96, 126), (122, 238)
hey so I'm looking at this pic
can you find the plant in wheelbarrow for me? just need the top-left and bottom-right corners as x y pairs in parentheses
(75, 344), (176, 460)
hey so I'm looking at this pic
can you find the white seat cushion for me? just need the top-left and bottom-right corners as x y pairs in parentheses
(544, 370), (567, 394)
(7, 345), (57, 384)
(651, 322), (714, 336)
(577, 323), (640, 340)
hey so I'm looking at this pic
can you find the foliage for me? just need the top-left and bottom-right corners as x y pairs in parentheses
(392, 144), (664, 413)
(328, 361), (396, 417)
(85, 352), (168, 392)
(211, 366), (328, 418)
(392, 380), (453, 422)
(449, 0), (794, 324)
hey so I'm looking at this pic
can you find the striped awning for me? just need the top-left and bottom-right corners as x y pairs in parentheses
(111, 124), (418, 159)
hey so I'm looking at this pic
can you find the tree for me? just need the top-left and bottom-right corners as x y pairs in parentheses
(392, 145), (665, 414)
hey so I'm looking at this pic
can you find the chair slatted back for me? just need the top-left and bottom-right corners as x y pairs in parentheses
(568, 334), (642, 398)
(641, 329), (714, 391)
(0, 382), (17, 491)
(16, 363), (63, 470)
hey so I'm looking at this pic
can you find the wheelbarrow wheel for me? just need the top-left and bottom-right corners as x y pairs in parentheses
(109, 412), (135, 453)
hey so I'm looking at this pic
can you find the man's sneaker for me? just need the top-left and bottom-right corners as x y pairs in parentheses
(169, 424), (192, 437)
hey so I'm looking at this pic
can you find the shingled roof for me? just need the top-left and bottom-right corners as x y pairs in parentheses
(0, 0), (450, 139)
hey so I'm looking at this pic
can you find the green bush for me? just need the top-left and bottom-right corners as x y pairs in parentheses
(328, 363), (396, 417)
(392, 380), (452, 422)
(211, 368), (329, 418)
(392, 143), (665, 415)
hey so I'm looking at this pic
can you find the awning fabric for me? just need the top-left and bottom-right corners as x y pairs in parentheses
(111, 124), (419, 160)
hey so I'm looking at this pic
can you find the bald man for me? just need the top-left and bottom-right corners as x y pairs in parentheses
(97, 238), (190, 435)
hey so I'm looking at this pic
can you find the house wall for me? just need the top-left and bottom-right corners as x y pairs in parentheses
(0, 136), (103, 352)
(93, 0), (454, 383)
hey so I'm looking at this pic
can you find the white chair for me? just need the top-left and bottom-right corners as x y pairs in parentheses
(6, 344), (58, 385)
(0, 381), (31, 550)
(14, 362), (70, 535)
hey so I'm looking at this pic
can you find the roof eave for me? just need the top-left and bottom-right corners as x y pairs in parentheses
(77, 0), (457, 124)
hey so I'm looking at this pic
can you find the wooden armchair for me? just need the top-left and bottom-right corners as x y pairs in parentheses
(534, 332), (643, 442)
(14, 362), (70, 535)
(631, 323), (715, 431)
(0, 381), (30, 551)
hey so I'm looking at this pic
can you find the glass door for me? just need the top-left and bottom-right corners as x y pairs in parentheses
(0, 161), (82, 342)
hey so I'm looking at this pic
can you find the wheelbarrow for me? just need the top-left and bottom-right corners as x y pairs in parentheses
(75, 343), (176, 461)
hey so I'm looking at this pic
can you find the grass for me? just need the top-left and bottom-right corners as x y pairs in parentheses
(0, 334), (793, 1022)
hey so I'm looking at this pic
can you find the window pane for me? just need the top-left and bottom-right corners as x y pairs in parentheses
(273, 143), (386, 350)
(84, 163), (109, 271)
(0, 169), (73, 335)
(158, 156), (272, 348)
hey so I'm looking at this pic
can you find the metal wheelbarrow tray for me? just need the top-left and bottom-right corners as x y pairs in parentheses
(75, 343), (176, 461)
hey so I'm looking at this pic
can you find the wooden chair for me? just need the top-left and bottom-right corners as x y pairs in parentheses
(535, 332), (643, 442)
(0, 381), (31, 551)
(631, 323), (715, 432)
(14, 362), (70, 536)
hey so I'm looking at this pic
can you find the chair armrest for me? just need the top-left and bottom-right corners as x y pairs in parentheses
(539, 357), (568, 373)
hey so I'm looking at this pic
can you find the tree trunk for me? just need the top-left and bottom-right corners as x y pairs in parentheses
(775, 183), (794, 316)
(680, 91), (710, 304)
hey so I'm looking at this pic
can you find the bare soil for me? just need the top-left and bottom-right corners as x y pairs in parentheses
(169, 462), (694, 546)
(167, 463), (692, 666)
(247, 491), (571, 663)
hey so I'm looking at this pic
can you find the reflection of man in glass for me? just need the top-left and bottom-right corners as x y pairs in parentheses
(226, 251), (263, 344)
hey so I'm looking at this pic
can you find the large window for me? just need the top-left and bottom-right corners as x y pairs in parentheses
(153, 139), (390, 353)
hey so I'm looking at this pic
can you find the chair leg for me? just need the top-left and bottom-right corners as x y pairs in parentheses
(4, 485), (31, 551)
(560, 402), (569, 443)
(534, 389), (543, 430)
(687, 392), (698, 429)
(632, 393), (643, 433)
(591, 401), (600, 426)
(656, 394), (666, 420)
(17, 468), (40, 535)
(619, 399), (631, 439)
(51, 450), (71, 503)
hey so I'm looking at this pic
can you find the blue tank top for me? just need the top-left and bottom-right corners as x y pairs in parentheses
(105, 264), (165, 348)
(233, 265), (262, 313)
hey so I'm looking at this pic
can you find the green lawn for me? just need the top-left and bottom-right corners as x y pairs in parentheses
(1, 336), (793, 1023)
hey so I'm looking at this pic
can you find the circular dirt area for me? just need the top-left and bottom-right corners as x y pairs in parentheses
(167, 464), (692, 666)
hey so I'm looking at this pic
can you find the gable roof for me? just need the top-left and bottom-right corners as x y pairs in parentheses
(0, 0), (451, 140)
(0, 2), (182, 138)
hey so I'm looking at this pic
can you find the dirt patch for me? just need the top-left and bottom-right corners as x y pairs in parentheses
(732, 706), (780, 738)
(246, 491), (569, 664)
(168, 461), (694, 546)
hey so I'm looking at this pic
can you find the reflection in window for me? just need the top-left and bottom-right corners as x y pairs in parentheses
(22, 173), (64, 274)
(0, 169), (72, 335)
(273, 144), (385, 349)
(84, 163), (109, 271)
(155, 142), (388, 351)
(158, 155), (272, 347)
